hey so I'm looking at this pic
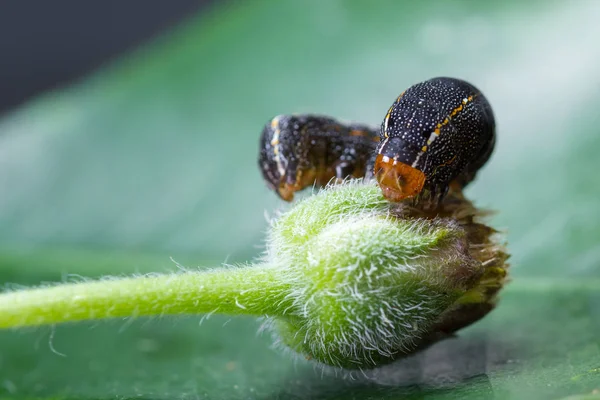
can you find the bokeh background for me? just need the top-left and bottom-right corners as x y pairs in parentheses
(1, 1), (599, 399)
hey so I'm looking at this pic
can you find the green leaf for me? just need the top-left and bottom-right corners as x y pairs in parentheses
(1, 0), (599, 399)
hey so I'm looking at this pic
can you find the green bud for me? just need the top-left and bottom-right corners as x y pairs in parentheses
(265, 182), (508, 369)
(0, 181), (508, 370)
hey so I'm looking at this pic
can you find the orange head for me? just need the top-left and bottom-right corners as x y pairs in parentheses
(374, 154), (426, 202)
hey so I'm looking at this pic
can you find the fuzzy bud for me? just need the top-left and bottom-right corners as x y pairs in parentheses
(265, 182), (508, 369)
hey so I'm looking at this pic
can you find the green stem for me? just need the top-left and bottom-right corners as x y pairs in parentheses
(0, 264), (292, 329)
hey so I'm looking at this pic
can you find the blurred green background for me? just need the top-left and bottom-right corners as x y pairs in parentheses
(1, 0), (600, 399)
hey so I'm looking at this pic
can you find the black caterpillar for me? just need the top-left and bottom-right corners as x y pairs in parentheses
(258, 77), (496, 207)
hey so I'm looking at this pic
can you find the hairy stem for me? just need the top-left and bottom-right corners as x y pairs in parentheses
(0, 264), (292, 329)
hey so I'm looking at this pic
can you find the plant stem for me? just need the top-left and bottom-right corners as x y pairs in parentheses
(0, 264), (292, 329)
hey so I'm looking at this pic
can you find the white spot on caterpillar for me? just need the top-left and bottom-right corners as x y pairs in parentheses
(411, 152), (424, 168)
(270, 115), (286, 177)
(383, 114), (390, 134)
(378, 138), (389, 154)
(426, 131), (438, 146)
(413, 129), (440, 167)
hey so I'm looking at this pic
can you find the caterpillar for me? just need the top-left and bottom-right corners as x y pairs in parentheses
(258, 77), (495, 207)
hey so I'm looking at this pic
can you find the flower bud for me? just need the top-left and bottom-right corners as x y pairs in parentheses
(266, 182), (508, 369)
